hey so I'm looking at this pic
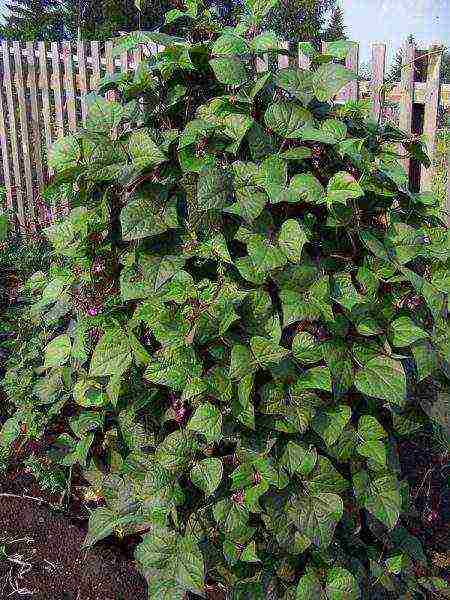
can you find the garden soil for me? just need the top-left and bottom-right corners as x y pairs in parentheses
(0, 471), (147, 600)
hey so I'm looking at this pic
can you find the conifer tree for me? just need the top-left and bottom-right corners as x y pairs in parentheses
(324, 3), (346, 41)
(2, 0), (62, 40)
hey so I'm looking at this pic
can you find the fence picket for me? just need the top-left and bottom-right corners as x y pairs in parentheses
(38, 42), (53, 176)
(0, 84), (13, 211)
(371, 43), (386, 122)
(13, 41), (35, 228)
(90, 41), (101, 91)
(298, 45), (311, 70)
(63, 41), (78, 132)
(399, 42), (416, 179)
(26, 42), (45, 192)
(421, 45), (443, 191)
(77, 41), (89, 125)
(105, 40), (116, 102)
(278, 41), (290, 69)
(51, 42), (65, 139)
(1, 41), (24, 229)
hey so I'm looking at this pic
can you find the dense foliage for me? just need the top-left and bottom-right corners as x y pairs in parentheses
(2, 0), (449, 598)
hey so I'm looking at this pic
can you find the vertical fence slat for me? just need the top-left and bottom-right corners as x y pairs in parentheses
(77, 41), (88, 125)
(446, 144), (450, 228)
(38, 42), (53, 177)
(0, 82), (14, 211)
(339, 42), (359, 101)
(399, 42), (416, 177)
(51, 42), (65, 139)
(26, 41), (44, 192)
(133, 45), (143, 72)
(62, 41), (77, 132)
(105, 40), (116, 101)
(298, 44), (311, 70)
(1, 41), (24, 229)
(371, 43), (386, 123)
(278, 41), (290, 69)
(13, 41), (35, 228)
(90, 41), (101, 91)
(421, 45), (443, 191)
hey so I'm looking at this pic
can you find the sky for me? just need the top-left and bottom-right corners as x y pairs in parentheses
(0, 0), (448, 66)
(340, 0), (450, 64)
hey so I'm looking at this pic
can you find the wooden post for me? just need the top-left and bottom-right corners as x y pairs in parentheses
(371, 43), (386, 123)
(421, 45), (443, 191)
(399, 41), (416, 178)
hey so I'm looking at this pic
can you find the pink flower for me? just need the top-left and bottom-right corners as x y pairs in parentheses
(87, 306), (101, 317)
(231, 490), (245, 505)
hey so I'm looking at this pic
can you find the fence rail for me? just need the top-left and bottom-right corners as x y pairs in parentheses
(0, 38), (449, 231)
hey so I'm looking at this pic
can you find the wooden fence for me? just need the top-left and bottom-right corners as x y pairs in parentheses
(0, 39), (449, 231)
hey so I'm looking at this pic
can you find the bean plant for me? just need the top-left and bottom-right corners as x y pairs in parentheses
(1, 0), (449, 597)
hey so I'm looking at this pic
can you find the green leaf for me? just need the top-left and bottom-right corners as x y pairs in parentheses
(209, 56), (247, 85)
(312, 405), (351, 446)
(155, 430), (199, 471)
(264, 101), (313, 139)
(365, 475), (402, 530)
(326, 172), (363, 204)
(212, 33), (249, 56)
(389, 316), (428, 348)
(355, 357), (406, 406)
(245, 0), (278, 19)
(296, 572), (324, 599)
(121, 191), (178, 241)
(312, 63), (357, 102)
(190, 458), (223, 496)
(288, 492), (343, 547)
(324, 40), (357, 60)
(197, 165), (230, 210)
(292, 332), (323, 364)
(136, 528), (204, 595)
(188, 402), (222, 443)
(297, 366), (332, 392)
(275, 68), (315, 105)
(89, 329), (133, 377)
(325, 566), (360, 600)
(279, 147), (312, 161)
(229, 345), (256, 379)
(289, 173), (325, 203)
(147, 580), (186, 600)
(247, 235), (287, 273)
(86, 94), (124, 132)
(281, 442), (317, 476)
(223, 114), (254, 153)
(44, 334), (71, 368)
(240, 540), (260, 563)
(128, 129), (167, 170)
(278, 219), (308, 263)
(250, 336), (290, 367)
(84, 507), (145, 547)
